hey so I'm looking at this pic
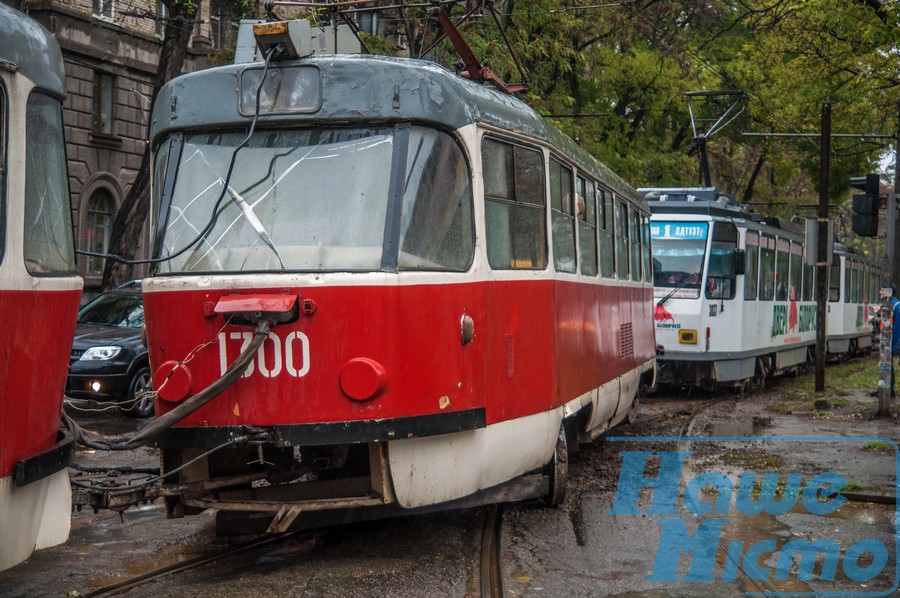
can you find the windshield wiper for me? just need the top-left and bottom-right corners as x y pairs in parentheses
(657, 273), (699, 307)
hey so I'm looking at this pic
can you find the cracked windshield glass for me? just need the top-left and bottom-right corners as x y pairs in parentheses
(159, 126), (473, 273)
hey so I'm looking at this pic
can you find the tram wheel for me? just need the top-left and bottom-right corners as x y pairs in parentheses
(543, 423), (569, 507)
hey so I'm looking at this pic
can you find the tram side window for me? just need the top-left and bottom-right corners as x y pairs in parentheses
(483, 138), (546, 270)
(844, 261), (850, 302)
(789, 242), (803, 301)
(550, 157), (575, 273)
(850, 262), (859, 303)
(774, 240), (789, 301)
(759, 236), (775, 300)
(863, 266), (878, 303)
(828, 262), (841, 302)
(599, 189), (615, 278)
(615, 200), (629, 279)
(744, 235), (759, 300)
(867, 267), (875, 302)
(23, 93), (76, 275)
(642, 214), (652, 283)
(802, 261), (814, 301)
(707, 222), (738, 300)
(630, 208), (641, 281)
(577, 175), (598, 276)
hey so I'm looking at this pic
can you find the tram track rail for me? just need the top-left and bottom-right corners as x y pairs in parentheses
(79, 530), (307, 598)
(76, 504), (508, 597)
(480, 505), (504, 598)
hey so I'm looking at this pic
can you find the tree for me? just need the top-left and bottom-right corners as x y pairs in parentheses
(101, 0), (202, 289)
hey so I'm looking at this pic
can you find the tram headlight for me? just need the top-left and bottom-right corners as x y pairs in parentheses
(678, 330), (698, 345)
(80, 346), (122, 361)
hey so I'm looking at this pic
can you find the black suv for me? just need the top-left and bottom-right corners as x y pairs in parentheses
(67, 280), (153, 417)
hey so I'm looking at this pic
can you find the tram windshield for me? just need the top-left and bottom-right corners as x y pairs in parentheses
(155, 126), (473, 273)
(650, 220), (708, 298)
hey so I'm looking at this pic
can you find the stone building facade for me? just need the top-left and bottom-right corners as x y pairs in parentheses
(4, 0), (240, 296)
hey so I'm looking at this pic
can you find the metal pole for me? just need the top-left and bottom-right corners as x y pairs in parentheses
(815, 104), (830, 392)
(876, 103), (900, 418)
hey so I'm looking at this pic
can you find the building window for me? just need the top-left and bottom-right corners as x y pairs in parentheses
(93, 0), (114, 20)
(155, 0), (168, 36)
(85, 189), (114, 275)
(92, 72), (114, 135)
(210, 0), (239, 49)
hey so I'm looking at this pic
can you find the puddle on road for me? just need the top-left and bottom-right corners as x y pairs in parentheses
(709, 419), (760, 436)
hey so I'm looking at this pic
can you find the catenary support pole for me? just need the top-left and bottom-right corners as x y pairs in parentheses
(815, 104), (830, 392)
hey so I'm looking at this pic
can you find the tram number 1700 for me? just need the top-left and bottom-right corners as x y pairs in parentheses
(218, 331), (311, 379)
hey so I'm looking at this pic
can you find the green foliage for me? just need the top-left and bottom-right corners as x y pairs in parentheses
(866, 440), (892, 451)
(309, 1), (897, 218)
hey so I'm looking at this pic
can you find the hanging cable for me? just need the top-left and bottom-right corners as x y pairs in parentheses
(76, 44), (279, 267)
(64, 319), (273, 451)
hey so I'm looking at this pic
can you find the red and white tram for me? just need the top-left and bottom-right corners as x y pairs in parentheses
(0, 4), (82, 570)
(142, 28), (655, 531)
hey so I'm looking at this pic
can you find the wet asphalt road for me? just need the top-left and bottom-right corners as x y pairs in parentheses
(1, 381), (898, 597)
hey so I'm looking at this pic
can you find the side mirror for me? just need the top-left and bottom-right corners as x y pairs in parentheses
(733, 249), (746, 275)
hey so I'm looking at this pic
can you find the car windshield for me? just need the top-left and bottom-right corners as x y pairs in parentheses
(78, 293), (144, 328)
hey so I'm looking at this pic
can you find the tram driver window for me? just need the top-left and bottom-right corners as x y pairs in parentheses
(398, 128), (474, 271)
(483, 138), (546, 270)
(23, 94), (76, 275)
(706, 221), (738, 300)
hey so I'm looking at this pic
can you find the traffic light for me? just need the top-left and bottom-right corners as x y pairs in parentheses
(850, 173), (880, 237)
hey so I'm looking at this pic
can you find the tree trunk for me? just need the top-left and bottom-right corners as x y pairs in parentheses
(101, 3), (199, 290)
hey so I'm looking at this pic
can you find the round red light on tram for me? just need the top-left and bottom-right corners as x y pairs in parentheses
(153, 360), (193, 402)
(339, 358), (387, 401)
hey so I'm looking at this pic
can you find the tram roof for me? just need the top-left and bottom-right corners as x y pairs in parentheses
(0, 4), (66, 98)
(646, 199), (750, 220)
(150, 54), (643, 207)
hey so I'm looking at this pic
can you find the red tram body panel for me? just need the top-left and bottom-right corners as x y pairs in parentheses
(0, 290), (81, 479)
(146, 280), (653, 428)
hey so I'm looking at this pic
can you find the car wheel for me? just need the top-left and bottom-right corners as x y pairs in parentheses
(120, 366), (154, 417)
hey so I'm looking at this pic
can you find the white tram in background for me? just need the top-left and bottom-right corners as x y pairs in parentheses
(0, 4), (82, 570)
(641, 188), (879, 391)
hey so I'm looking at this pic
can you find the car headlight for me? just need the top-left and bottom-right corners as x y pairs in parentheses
(79, 346), (122, 361)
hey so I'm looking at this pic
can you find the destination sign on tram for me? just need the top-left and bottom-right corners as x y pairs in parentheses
(651, 221), (709, 241)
